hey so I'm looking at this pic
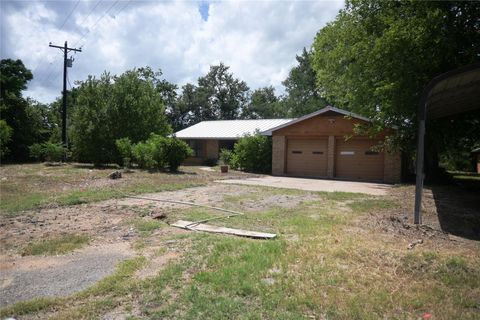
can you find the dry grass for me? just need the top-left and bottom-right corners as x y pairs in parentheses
(0, 163), (254, 215)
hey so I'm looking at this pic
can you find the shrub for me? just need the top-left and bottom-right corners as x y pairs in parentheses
(147, 134), (168, 169)
(115, 138), (133, 167)
(163, 138), (192, 172)
(132, 141), (156, 169)
(219, 148), (234, 165)
(231, 134), (272, 173)
(130, 135), (192, 171)
(29, 142), (65, 162)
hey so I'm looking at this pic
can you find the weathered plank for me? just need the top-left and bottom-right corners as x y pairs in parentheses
(171, 220), (276, 239)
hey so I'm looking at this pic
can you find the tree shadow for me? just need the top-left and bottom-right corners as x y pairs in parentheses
(430, 177), (480, 240)
(72, 163), (120, 170)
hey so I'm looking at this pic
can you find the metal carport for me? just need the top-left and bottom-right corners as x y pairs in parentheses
(414, 62), (480, 224)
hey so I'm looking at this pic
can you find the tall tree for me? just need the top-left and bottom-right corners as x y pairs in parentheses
(242, 86), (285, 119)
(312, 0), (479, 157)
(0, 59), (49, 161)
(195, 63), (250, 120)
(282, 48), (328, 117)
(71, 68), (171, 165)
(169, 83), (200, 132)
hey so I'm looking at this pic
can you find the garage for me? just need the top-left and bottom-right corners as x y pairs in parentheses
(266, 106), (401, 184)
(335, 139), (384, 181)
(286, 138), (328, 177)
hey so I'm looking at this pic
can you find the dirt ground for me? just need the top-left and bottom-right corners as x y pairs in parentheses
(1, 179), (479, 308)
(0, 183), (323, 306)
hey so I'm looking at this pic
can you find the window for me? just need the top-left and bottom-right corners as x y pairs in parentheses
(340, 151), (355, 155)
(219, 140), (236, 151)
(312, 151), (324, 155)
(365, 151), (380, 155)
(188, 140), (203, 157)
(292, 150), (302, 154)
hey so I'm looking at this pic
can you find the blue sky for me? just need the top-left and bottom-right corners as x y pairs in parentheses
(1, 0), (344, 103)
(199, 1), (210, 21)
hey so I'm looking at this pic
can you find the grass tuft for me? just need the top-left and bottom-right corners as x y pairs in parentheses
(21, 234), (89, 256)
(0, 297), (59, 318)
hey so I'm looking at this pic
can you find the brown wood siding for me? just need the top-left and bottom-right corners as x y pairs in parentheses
(335, 138), (384, 181)
(287, 138), (328, 177)
(273, 115), (387, 138)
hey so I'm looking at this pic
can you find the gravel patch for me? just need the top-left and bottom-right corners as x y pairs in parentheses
(0, 242), (133, 306)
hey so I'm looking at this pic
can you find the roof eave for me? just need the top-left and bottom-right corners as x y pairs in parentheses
(260, 106), (372, 134)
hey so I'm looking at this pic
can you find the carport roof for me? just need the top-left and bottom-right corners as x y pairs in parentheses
(174, 119), (293, 140)
(261, 106), (371, 135)
(422, 62), (480, 120)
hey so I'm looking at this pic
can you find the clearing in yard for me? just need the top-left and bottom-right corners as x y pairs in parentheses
(0, 163), (479, 319)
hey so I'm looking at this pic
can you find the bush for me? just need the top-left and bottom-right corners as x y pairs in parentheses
(219, 148), (233, 165)
(231, 134), (272, 173)
(164, 138), (192, 172)
(132, 141), (156, 169)
(130, 135), (192, 171)
(28, 142), (65, 162)
(116, 138), (133, 168)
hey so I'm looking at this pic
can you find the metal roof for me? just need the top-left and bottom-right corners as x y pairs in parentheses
(261, 106), (371, 135)
(174, 119), (293, 140)
(423, 62), (480, 120)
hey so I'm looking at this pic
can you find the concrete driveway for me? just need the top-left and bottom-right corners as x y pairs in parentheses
(216, 176), (392, 196)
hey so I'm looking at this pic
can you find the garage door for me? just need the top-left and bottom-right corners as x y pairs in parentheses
(335, 139), (384, 181)
(287, 139), (328, 177)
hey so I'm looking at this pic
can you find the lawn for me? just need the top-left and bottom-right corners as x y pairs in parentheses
(0, 164), (478, 319)
(0, 163), (250, 215)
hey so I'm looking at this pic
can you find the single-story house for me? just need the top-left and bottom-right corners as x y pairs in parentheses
(174, 118), (292, 164)
(174, 106), (401, 183)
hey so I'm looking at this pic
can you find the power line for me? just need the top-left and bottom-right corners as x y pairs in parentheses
(58, 0), (81, 31)
(38, 0), (102, 84)
(73, 0), (120, 48)
(31, 0), (81, 82)
(75, 0), (131, 50)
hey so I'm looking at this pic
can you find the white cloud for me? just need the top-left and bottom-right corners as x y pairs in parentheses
(1, 0), (343, 103)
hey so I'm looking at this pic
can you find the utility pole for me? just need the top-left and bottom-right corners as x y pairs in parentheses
(49, 41), (81, 160)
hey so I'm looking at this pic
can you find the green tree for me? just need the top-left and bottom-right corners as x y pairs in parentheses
(195, 63), (250, 120)
(242, 86), (285, 119)
(282, 48), (328, 117)
(312, 0), (479, 160)
(0, 59), (41, 161)
(0, 119), (13, 158)
(168, 83), (200, 131)
(71, 68), (171, 165)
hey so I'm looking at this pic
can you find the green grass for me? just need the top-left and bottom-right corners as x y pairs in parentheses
(347, 198), (396, 212)
(0, 163), (242, 215)
(133, 219), (165, 235)
(0, 297), (59, 318)
(21, 234), (89, 256)
(0, 181), (202, 214)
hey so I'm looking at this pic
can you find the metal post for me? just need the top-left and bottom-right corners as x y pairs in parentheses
(414, 104), (426, 224)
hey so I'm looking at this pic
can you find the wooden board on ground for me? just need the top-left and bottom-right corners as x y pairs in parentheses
(171, 220), (277, 239)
